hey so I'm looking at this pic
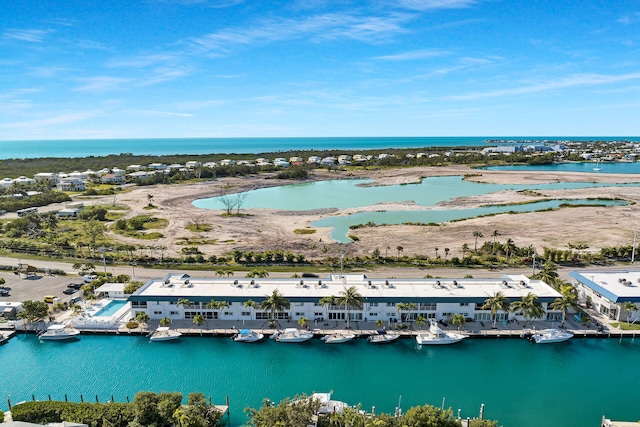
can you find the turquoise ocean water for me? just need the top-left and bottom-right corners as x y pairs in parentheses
(2, 334), (640, 426)
(1, 136), (639, 160)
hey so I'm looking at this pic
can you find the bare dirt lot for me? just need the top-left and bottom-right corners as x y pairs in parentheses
(88, 165), (640, 262)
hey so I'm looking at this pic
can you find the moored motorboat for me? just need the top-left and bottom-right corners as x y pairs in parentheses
(415, 319), (466, 345)
(38, 324), (81, 341)
(232, 329), (264, 343)
(531, 328), (574, 344)
(148, 326), (182, 342)
(271, 328), (314, 343)
(367, 329), (400, 344)
(321, 332), (356, 344)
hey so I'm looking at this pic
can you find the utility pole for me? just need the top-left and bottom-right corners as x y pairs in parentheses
(632, 230), (637, 264)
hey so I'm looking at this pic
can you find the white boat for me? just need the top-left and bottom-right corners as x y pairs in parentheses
(531, 328), (574, 344)
(321, 332), (356, 344)
(415, 320), (466, 345)
(271, 328), (314, 343)
(148, 326), (182, 342)
(367, 329), (400, 344)
(232, 329), (264, 343)
(38, 324), (81, 341)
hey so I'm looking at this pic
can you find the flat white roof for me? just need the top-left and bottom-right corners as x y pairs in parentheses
(130, 273), (560, 303)
(570, 270), (640, 302)
(95, 282), (125, 293)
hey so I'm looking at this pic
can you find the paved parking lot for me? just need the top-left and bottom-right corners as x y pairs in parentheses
(0, 271), (83, 305)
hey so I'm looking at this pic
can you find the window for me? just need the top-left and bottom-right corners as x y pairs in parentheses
(386, 312), (395, 318)
(386, 302), (396, 307)
(294, 302), (304, 307)
(153, 311), (162, 315)
(256, 312), (269, 320)
(420, 303), (436, 310)
(223, 311), (232, 316)
(314, 312), (323, 317)
(170, 311), (179, 315)
(131, 301), (147, 308)
(369, 302), (378, 307)
(241, 311), (251, 316)
(459, 302), (469, 307)
(295, 312), (305, 316)
(369, 312), (378, 317)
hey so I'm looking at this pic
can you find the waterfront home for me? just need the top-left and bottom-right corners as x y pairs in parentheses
(320, 157), (336, 166)
(100, 174), (125, 185)
(57, 208), (81, 219)
(126, 164), (144, 171)
(289, 156), (303, 163)
(128, 273), (561, 325)
(0, 178), (13, 188)
(570, 270), (640, 322)
(128, 171), (156, 181)
(148, 163), (167, 170)
(13, 176), (36, 186)
(1, 301), (23, 319)
(34, 172), (59, 186)
(273, 158), (289, 167)
(307, 155), (322, 164)
(220, 159), (236, 166)
(57, 178), (86, 192)
(185, 161), (201, 169)
(203, 162), (218, 168)
(352, 154), (368, 162)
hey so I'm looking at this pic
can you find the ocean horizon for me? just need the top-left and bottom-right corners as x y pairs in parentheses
(1, 136), (639, 160)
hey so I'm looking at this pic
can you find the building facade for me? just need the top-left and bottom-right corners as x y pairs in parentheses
(129, 273), (563, 325)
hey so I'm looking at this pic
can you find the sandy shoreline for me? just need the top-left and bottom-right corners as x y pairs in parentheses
(80, 165), (640, 261)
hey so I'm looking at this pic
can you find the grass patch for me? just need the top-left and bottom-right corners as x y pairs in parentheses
(186, 223), (213, 232)
(177, 237), (218, 245)
(610, 322), (640, 330)
(142, 217), (168, 229)
(294, 228), (316, 235)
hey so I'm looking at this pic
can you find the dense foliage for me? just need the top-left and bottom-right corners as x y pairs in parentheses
(245, 396), (501, 427)
(11, 391), (222, 427)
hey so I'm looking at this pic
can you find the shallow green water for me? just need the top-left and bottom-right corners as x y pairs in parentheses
(2, 334), (639, 426)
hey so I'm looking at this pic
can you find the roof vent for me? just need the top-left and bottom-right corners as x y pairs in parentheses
(184, 280), (189, 285)
(233, 279), (238, 285)
(251, 280), (255, 285)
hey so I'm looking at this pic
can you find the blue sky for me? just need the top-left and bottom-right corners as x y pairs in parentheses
(1, 0), (640, 139)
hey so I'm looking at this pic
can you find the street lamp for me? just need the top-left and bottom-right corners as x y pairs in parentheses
(130, 262), (137, 281)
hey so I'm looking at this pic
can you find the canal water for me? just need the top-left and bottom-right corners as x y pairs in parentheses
(2, 334), (638, 426)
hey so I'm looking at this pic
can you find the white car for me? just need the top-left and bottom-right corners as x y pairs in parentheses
(82, 274), (98, 283)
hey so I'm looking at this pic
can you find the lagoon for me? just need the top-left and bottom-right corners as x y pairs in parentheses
(485, 161), (640, 174)
(2, 334), (639, 426)
(193, 175), (638, 242)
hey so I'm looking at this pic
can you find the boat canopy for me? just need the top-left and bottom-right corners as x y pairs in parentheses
(239, 329), (251, 334)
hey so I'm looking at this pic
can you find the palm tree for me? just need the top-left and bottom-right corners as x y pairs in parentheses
(396, 245), (404, 261)
(473, 231), (483, 251)
(396, 302), (416, 323)
(160, 317), (171, 327)
(492, 230), (500, 254)
(533, 261), (560, 289)
(298, 317), (308, 329)
(336, 286), (364, 329)
(622, 301), (638, 325)
(319, 296), (336, 323)
(260, 290), (290, 328)
(192, 314), (205, 335)
(482, 291), (511, 329)
(177, 298), (193, 309)
(136, 312), (150, 328)
(415, 316), (427, 329)
(503, 238), (517, 261)
(434, 247), (439, 258)
(461, 243), (469, 257)
(146, 194), (154, 207)
(550, 285), (581, 328)
(450, 314), (466, 331)
(444, 248), (450, 260)
(206, 299), (229, 319)
(511, 293), (545, 327)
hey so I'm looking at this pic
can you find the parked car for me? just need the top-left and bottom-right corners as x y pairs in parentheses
(0, 289), (9, 297)
(67, 283), (83, 290)
(82, 274), (98, 283)
(63, 288), (78, 295)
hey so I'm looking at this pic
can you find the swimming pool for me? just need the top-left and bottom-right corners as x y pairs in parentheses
(92, 300), (129, 317)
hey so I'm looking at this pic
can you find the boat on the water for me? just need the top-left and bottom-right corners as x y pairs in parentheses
(38, 324), (81, 341)
(367, 329), (400, 344)
(271, 328), (314, 343)
(415, 319), (466, 345)
(148, 327), (182, 342)
(232, 329), (264, 343)
(321, 332), (356, 344)
(530, 328), (574, 344)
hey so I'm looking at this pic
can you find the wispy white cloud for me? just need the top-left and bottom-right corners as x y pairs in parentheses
(617, 12), (640, 24)
(373, 49), (448, 61)
(153, 0), (244, 6)
(73, 77), (133, 92)
(3, 28), (53, 43)
(394, 0), (477, 11)
(0, 112), (95, 129)
(448, 72), (640, 101)
(182, 12), (411, 55)
(127, 109), (194, 117)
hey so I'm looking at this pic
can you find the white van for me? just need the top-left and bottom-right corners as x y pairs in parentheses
(82, 274), (98, 283)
